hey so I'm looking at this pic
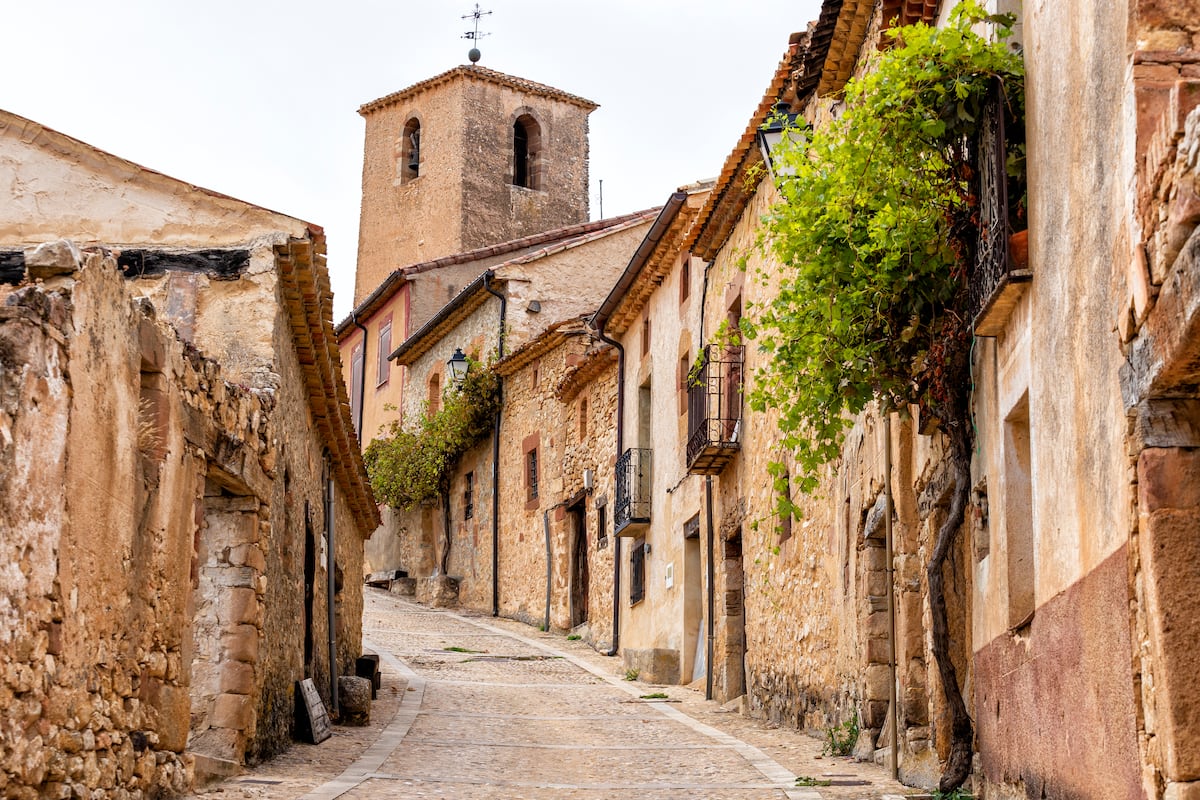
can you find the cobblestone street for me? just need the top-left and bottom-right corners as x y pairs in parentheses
(189, 589), (911, 800)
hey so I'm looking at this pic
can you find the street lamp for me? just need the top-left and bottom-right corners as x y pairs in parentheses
(447, 348), (469, 388)
(756, 101), (800, 180)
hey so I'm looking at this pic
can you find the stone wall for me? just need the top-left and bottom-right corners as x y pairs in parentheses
(496, 331), (616, 644)
(698, 177), (968, 787)
(0, 248), (366, 796)
(1121, 6), (1200, 794)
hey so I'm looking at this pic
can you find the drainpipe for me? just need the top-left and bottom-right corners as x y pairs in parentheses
(698, 259), (716, 701)
(705, 475), (715, 701)
(351, 312), (368, 438)
(594, 327), (624, 657)
(883, 413), (899, 779)
(324, 459), (338, 717)
(483, 272), (506, 617)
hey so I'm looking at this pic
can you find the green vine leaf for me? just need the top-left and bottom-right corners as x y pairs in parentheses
(748, 0), (1024, 491)
(364, 355), (501, 510)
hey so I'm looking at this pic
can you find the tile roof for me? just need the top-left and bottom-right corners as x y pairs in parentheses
(388, 209), (658, 367)
(335, 209), (659, 336)
(494, 316), (591, 377)
(555, 345), (617, 403)
(275, 234), (381, 536)
(359, 65), (598, 116)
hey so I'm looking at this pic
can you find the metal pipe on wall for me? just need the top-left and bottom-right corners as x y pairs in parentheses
(483, 272), (506, 617)
(883, 414), (898, 779)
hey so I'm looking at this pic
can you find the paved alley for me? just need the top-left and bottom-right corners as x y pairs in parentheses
(190, 589), (911, 800)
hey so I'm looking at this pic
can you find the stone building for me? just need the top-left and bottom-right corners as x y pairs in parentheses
(379, 213), (654, 612)
(492, 317), (619, 646)
(0, 110), (378, 795)
(589, 183), (715, 685)
(353, 65), (596, 305)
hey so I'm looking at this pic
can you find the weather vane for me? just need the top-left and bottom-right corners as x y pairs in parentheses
(462, 4), (492, 64)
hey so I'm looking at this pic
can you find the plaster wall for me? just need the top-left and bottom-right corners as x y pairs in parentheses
(0, 113), (308, 249)
(499, 223), (650, 352)
(968, 0), (1145, 797)
(611, 247), (707, 685)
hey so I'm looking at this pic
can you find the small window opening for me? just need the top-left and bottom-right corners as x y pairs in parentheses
(630, 539), (646, 605)
(513, 114), (541, 189)
(527, 449), (539, 502)
(428, 372), (441, 414)
(464, 472), (474, 520)
(579, 397), (588, 440)
(401, 118), (421, 183)
(680, 257), (691, 303)
(642, 317), (651, 357)
(377, 320), (392, 387)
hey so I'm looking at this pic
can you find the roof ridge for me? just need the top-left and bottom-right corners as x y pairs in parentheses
(359, 65), (598, 116)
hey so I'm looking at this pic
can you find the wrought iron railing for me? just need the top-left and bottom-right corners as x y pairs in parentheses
(686, 344), (745, 474)
(615, 448), (651, 534)
(969, 78), (1028, 332)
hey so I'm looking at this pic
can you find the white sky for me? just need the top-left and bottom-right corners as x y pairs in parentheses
(4, 0), (821, 319)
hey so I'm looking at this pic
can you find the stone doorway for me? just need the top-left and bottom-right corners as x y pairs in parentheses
(568, 499), (589, 629)
(718, 531), (747, 701)
(303, 504), (316, 675)
(189, 472), (264, 769)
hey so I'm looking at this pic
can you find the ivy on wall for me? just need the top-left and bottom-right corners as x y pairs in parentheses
(364, 357), (500, 511)
(746, 0), (1025, 491)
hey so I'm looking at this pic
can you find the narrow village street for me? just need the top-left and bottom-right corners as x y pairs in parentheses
(188, 589), (910, 800)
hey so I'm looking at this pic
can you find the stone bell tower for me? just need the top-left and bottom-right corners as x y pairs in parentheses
(353, 65), (597, 304)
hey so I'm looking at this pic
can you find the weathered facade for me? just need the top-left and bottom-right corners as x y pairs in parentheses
(0, 111), (377, 796)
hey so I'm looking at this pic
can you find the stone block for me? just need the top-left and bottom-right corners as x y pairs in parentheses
(1141, 508), (1200, 781)
(389, 577), (417, 596)
(210, 693), (252, 732)
(228, 544), (266, 573)
(1165, 780), (1200, 800)
(1138, 0), (1200, 32)
(218, 662), (255, 696)
(152, 685), (190, 753)
(865, 664), (892, 701)
(866, 635), (892, 664)
(24, 240), (80, 279)
(221, 625), (260, 664)
(338, 676), (371, 726)
(622, 648), (681, 685)
(1139, 447), (1200, 511)
(219, 588), (259, 626)
(863, 699), (888, 729)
